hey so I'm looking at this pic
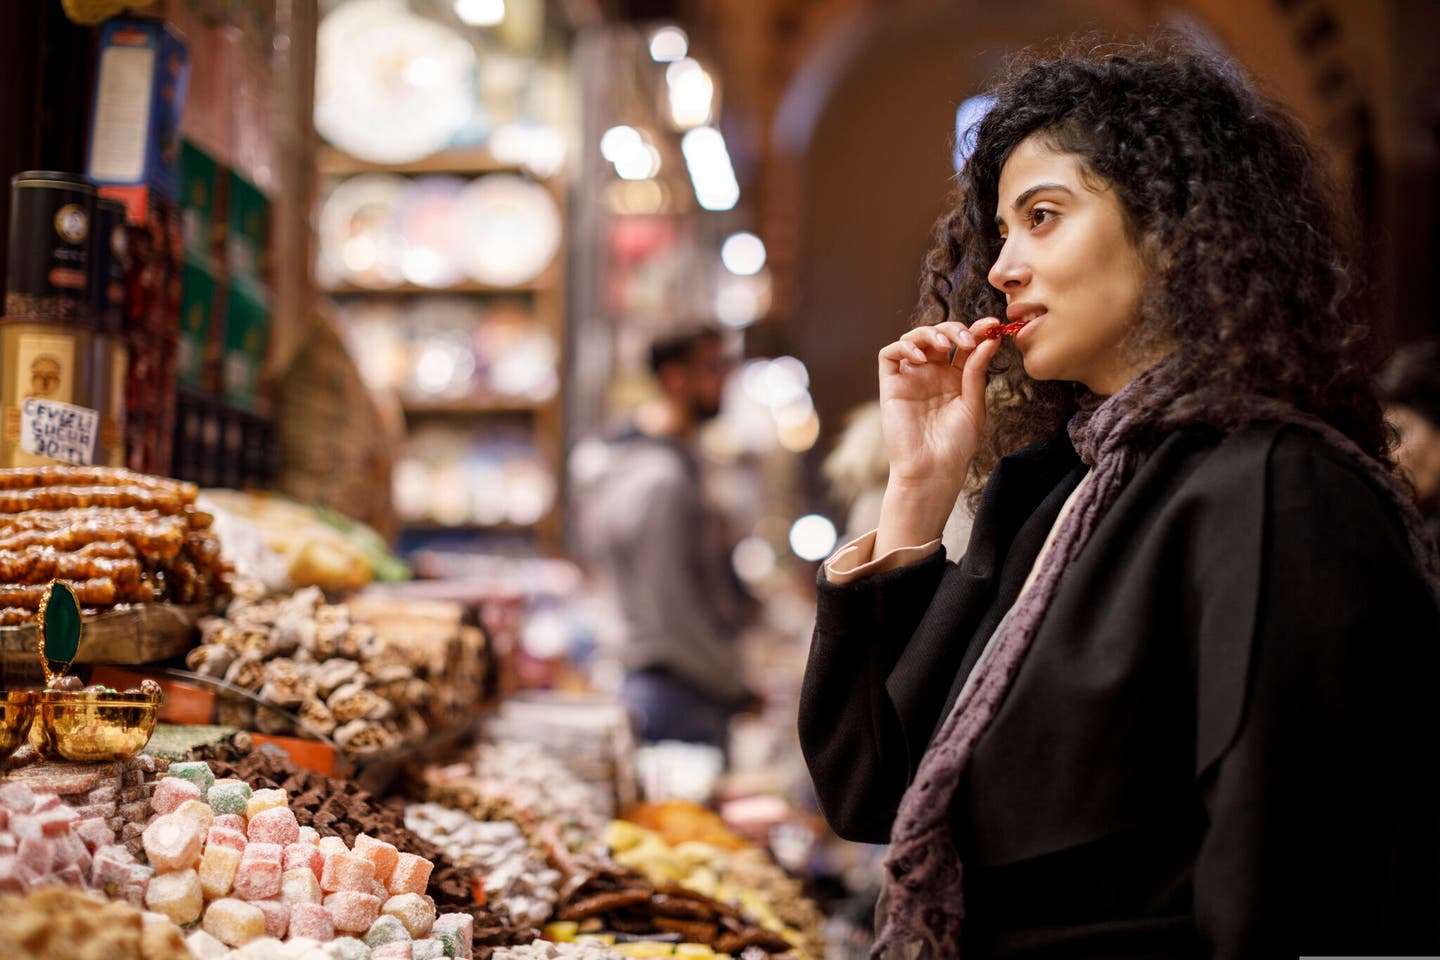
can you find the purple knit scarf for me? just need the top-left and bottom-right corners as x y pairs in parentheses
(872, 360), (1440, 958)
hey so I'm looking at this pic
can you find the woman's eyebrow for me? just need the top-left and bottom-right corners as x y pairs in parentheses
(994, 182), (1075, 226)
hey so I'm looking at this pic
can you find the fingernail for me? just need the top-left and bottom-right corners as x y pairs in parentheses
(960, 331), (976, 348)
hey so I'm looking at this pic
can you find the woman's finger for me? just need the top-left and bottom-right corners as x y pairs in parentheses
(960, 335), (1000, 413)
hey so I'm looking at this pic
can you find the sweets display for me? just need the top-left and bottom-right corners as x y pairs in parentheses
(134, 759), (475, 959)
(602, 821), (822, 960)
(0, 467), (228, 625)
(205, 748), (527, 951)
(0, 886), (191, 960)
(184, 586), (482, 753)
(404, 802), (562, 929)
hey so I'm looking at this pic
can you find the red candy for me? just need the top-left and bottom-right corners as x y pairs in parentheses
(982, 319), (1028, 340)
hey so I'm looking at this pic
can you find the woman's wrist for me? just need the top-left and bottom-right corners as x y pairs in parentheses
(875, 475), (963, 555)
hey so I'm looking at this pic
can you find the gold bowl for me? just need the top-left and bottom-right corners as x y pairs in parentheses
(1, 691), (37, 763)
(29, 690), (160, 762)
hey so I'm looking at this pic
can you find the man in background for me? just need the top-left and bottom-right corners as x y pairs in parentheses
(573, 327), (756, 752)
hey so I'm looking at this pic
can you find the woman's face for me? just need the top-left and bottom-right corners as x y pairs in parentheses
(989, 134), (1148, 394)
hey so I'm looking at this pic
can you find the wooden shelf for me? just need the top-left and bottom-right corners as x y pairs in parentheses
(317, 145), (531, 177)
(401, 398), (546, 416)
(322, 275), (556, 296)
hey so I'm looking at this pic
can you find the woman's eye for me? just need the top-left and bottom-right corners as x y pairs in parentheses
(1029, 207), (1055, 227)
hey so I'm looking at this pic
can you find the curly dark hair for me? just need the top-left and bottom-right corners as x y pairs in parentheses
(916, 38), (1388, 500)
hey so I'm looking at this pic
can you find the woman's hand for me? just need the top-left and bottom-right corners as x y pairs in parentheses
(874, 318), (1002, 554)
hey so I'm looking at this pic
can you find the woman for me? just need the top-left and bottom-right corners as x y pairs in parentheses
(799, 41), (1440, 959)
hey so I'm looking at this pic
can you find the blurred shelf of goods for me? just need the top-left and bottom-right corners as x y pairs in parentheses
(312, 0), (574, 556)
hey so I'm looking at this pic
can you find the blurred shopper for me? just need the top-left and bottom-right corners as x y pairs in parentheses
(574, 327), (756, 752)
(800, 40), (1440, 958)
(1378, 338), (1440, 547)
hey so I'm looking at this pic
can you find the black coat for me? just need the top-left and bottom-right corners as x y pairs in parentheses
(800, 424), (1440, 958)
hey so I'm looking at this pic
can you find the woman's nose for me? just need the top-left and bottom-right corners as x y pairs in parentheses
(988, 240), (1030, 293)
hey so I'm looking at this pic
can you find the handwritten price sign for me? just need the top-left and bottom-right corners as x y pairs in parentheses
(21, 398), (100, 465)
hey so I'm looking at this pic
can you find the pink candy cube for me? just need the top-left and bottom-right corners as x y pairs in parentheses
(386, 853), (433, 897)
(320, 852), (375, 894)
(206, 825), (248, 853)
(323, 891), (381, 933)
(289, 902), (336, 942)
(284, 842), (325, 881)
(247, 806), (300, 847)
(74, 817), (115, 852)
(151, 776), (203, 816)
(252, 897), (290, 939)
(0, 781), (36, 814)
(213, 814), (248, 833)
(243, 842), (283, 864)
(232, 857), (282, 900)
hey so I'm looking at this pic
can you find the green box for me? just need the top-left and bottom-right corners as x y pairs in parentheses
(226, 171), (269, 286)
(179, 140), (221, 267)
(178, 260), (219, 393)
(222, 279), (270, 411)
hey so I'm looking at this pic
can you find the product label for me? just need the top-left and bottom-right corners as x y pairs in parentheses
(21, 398), (100, 465)
(90, 44), (156, 183)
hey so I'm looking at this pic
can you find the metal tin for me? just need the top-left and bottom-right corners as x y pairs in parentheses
(0, 321), (95, 467)
(6, 172), (97, 323)
(88, 196), (128, 334)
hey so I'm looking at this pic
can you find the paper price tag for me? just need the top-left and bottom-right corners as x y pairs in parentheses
(21, 397), (100, 465)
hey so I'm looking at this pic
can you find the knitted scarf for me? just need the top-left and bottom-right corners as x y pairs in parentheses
(872, 359), (1440, 958)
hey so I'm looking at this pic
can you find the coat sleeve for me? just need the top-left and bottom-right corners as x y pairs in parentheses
(1193, 431), (1440, 956)
(798, 551), (949, 842)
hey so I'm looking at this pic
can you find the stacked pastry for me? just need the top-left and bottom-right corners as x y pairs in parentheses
(0, 466), (228, 624)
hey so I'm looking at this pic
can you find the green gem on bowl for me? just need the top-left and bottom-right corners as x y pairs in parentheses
(41, 580), (82, 674)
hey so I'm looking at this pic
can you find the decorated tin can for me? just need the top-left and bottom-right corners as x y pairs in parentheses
(6, 172), (96, 322)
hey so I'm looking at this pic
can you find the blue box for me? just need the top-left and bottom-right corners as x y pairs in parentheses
(86, 18), (191, 223)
